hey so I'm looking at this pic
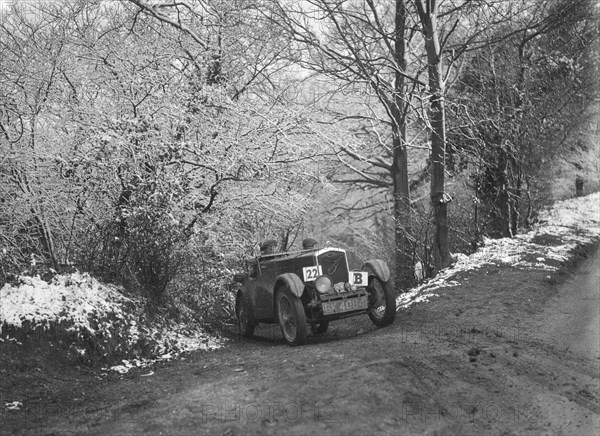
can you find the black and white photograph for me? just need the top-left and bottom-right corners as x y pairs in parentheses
(1, 0), (599, 434)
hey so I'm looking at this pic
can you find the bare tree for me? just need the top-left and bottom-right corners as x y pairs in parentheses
(447, 0), (599, 238)
(265, 0), (431, 290)
(0, 0), (328, 297)
(413, 0), (452, 268)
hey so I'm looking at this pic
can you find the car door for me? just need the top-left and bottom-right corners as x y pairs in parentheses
(252, 260), (278, 320)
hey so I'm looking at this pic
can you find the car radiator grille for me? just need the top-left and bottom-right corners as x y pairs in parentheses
(317, 251), (348, 284)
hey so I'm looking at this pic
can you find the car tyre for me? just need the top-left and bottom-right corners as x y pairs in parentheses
(366, 276), (396, 327)
(236, 292), (255, 338)
(276, 286), (307, 345)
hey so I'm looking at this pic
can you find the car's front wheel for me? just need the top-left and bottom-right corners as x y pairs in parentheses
(366, 276), (396, 327)
(276, 286), (307, 345)
(236, 293), (255, 339)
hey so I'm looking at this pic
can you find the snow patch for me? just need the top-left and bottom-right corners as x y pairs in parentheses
(397, 192), (600, 309)
(0, 273), (132, 333)
(0, 272), (222, 366)
(4, 401), (22, 411)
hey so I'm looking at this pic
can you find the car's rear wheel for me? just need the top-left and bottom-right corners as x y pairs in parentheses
(236, 293), (255, 338)
(276, 286), (307, 345)
(366, 276), (396, 327)
(311, 321), (329, 335)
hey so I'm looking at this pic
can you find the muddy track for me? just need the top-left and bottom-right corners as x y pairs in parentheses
(3, 248), (599, 436)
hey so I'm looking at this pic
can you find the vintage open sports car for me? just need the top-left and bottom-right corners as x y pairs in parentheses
(233, 239), (396, 345)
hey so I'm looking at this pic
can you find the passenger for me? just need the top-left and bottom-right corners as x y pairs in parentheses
(302, 238), (318, 250)
(259, 240), (278, 259)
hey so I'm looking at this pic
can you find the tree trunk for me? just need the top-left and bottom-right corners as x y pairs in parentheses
(498, 145), (512, 237)
(576, 176), (584, 197)
(511, 164), (522, 236)
(391, 0), (413, 292)
(430, 89), (451, 269)
(33, 210), (58, 269)
(392, 126), (412, 291)
(416, 0), (452, 270)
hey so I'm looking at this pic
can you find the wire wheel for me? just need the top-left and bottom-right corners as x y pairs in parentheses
(367, 276), (397, 327)
(276, 286), (307, 345)
(236, 293), (255, 338)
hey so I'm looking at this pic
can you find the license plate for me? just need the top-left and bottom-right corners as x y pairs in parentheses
(322, 296), (368, 315)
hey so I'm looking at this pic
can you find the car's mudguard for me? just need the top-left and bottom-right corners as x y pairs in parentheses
(361, 259), (391, 283)
(275, 273), (305, 298)
(238, 279), (270, 321)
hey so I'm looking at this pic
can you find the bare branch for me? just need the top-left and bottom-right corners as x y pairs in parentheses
(127, 0), (208, 50)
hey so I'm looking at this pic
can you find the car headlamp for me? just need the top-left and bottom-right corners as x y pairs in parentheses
(315, 275), (332, 294)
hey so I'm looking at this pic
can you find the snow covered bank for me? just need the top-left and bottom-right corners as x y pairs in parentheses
(398, 192), (600, 309)
(0, 273), (132, 332)
(0, 272), (221, 366)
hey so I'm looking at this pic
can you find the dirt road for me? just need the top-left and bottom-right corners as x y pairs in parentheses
(3, 248), (600, 436)
(538, 250), (600, 360)
(530, 249), (600, 435)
